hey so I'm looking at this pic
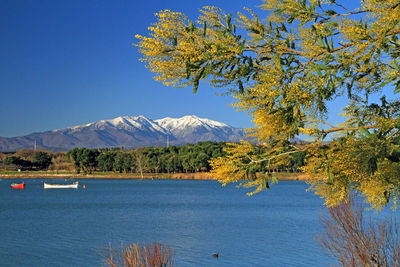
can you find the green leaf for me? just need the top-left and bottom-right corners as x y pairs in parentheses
(189, 21), (196, 32)
(325, 9), (337, 16)
(193, 79), (199, 93)
(262, 176), (270, 190)
(280, 23), (287, 32)
(227, 13), (232, 27)
(395, 81), (400, 94)
(359, 127), (372, 137)
(186, 60), (191, 79)
(270, 175), (278, 186)
(238, 80), (244, 93)
(328, 170), (334, 183)
(329, 39), (334, 50)
(311, 63), (329, 77)
(318, 37), (326, 48)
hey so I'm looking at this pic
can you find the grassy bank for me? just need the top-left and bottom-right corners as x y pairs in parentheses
(0, 171), (306, 180)
(0, 171), (211, 180)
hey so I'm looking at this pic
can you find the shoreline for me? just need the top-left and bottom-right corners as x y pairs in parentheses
(0, 172), (308, 180)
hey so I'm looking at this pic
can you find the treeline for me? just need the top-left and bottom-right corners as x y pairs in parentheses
(1, 151), (53, 170)
(0, 141), (307, 174)
(67, 141), (227, 174)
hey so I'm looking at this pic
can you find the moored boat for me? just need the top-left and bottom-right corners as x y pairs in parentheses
(44, 181), (78, 189)
(11, 182), (25, 189)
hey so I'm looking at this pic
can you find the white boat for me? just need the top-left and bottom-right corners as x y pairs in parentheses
(44, 181), (78, 189)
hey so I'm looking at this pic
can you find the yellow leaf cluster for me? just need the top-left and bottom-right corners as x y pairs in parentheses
(210, 142), (254, 186)
(137, 1), (400, 209)
(306, 136), (400, 210)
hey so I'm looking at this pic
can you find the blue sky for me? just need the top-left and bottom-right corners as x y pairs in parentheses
(0, 0), (394, 138)
(0, 0), (263, 137)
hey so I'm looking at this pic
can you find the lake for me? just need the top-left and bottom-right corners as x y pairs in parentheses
(0, 179), (335, 266)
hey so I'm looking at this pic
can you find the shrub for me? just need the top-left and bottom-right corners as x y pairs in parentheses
(318, 196), (400, 266)
(103, 242), (174, 267)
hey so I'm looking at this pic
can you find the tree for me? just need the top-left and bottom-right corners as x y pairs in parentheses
(134, 148), (148, 179)
(97, 151), (116, 172)
(50, 152), (74, 172)
(32, 151), (52, 170)
(194, 152), (210, 171)
(67, 148), (99, 174)
(79, 148), (99, 174)
(67, 147), (82, 173)
(114, 151), (134, 173)
(180, 152), (195, 173)
(3, 156), (32, 169)
(15, 149), (35, 162)
(136, 1), (400, 209)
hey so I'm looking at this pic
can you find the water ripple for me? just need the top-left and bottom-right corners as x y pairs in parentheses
(0, 179), (341, 266)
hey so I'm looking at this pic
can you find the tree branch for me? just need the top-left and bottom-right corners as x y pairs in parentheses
(321, 124), (378, 134)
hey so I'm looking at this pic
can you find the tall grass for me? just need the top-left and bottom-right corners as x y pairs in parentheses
(318, 196), (400, 266)
(103, 242), (174, 267)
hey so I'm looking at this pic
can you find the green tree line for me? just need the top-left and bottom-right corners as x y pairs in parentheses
(67, 142), (306, 175)
(1, 141), (306, 174)
(67, 142), (229, 174)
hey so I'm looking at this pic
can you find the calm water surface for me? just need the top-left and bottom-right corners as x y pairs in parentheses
(0, 179), (336, 266)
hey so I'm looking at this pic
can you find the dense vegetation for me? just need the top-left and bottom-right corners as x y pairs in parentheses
(136, 1), (400, 263)
(1, 150), (53, 170)
(67, 142), (227, 174)
(136, 0), (400, 209)
(0, 141), (307, 175)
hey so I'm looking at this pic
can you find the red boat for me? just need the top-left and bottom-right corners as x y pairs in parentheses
(11, 182), (25, 189)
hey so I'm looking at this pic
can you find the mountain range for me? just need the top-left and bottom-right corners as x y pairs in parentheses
(0, 115), (245, 151)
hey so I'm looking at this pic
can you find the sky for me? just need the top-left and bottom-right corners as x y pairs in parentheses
(0, 0), (395, 138)
(0, 0), (263, 137)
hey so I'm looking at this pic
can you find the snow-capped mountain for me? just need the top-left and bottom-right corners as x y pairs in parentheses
(156, 115), (229, 130)
(66, 115), (168, 134)
(156, 115), (244, 143)
(0, 115), (245, 151)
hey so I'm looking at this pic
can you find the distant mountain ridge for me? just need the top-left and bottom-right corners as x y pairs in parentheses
(0, 115), (245, 151)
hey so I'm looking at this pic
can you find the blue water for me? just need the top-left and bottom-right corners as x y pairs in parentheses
(0, 179), (335, 266)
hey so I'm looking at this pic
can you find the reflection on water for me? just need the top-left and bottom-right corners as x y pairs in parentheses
(0, 179), (341, 266)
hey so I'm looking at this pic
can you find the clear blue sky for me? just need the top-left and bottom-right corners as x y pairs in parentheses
(0, 0), (263, 137)
(0, 0), (394, 138)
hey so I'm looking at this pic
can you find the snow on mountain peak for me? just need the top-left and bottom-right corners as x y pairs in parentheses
(59, 115), (234, 136)
(5, 115), (245, 151)
(103, 115), (167, 133)
(155, 115), (229, 130)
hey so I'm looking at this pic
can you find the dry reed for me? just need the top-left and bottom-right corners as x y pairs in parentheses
(318, 196), (400, 266)
(103, 242), (174, 267)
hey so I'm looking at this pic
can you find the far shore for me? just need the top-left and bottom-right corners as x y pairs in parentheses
(0, 171), (308, 180)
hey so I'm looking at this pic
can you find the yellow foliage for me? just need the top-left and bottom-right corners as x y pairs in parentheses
(137, 0), (400, 209)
